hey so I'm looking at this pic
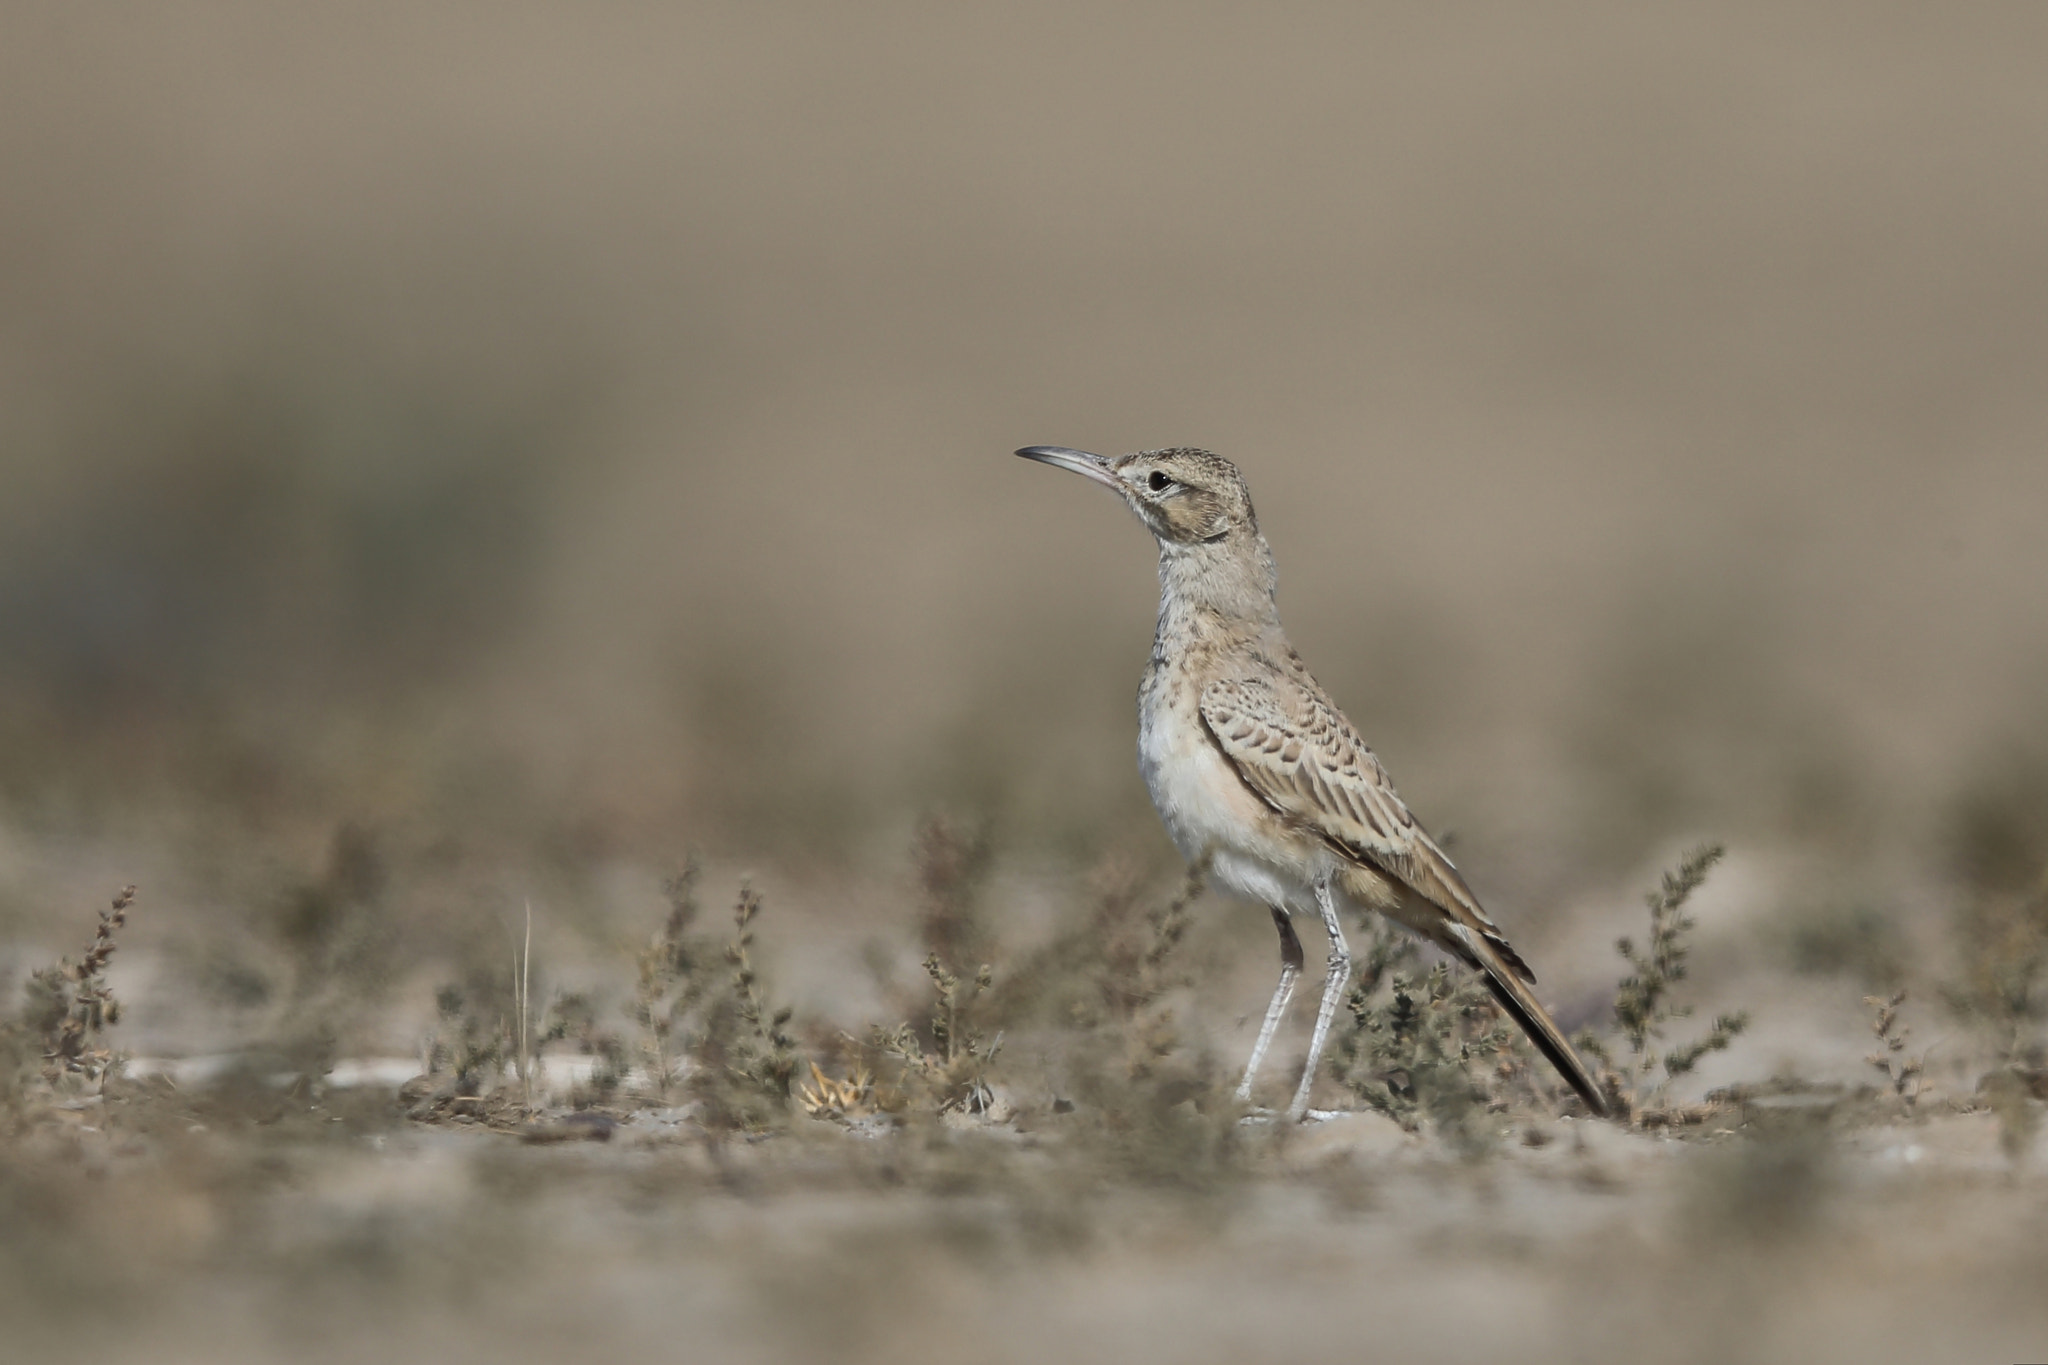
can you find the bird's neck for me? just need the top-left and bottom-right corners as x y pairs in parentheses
(1154, 531), (1281, 640)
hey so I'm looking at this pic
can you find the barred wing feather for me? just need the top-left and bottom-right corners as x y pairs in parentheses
(1197, 674), (1536, 985)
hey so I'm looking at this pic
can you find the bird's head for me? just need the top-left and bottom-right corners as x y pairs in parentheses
(1014, 445), (1258, 547)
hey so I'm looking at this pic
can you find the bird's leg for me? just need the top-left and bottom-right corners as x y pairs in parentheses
(1235, 907), (1304, 1103)
(1287, 878), (1352, 1122)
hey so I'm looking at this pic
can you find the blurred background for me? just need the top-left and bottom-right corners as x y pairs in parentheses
(2, 2), (2046, 1062)
(9, 9), (2048, 1365)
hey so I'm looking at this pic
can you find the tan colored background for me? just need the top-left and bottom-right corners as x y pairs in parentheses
(5, 13), (2048, 1365)
(2, 3), (2045, 979)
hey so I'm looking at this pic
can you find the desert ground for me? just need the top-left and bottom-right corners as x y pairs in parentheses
(4, 6), (2048, 1363)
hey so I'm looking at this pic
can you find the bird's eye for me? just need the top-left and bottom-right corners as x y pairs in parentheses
(1147, 471), (1172, 493)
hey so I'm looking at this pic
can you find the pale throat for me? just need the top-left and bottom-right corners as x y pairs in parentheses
(1153, 532), (1282, 640)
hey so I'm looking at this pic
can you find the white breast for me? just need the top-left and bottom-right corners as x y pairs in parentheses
(1137, 667), (1324, 916)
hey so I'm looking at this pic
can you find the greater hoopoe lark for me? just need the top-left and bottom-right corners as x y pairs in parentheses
(1015, 445), (1608, 1121)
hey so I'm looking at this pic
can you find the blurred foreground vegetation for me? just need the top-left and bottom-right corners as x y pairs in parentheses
(7, 6), (2048, 1361)
(5, 824), (2048, 1364)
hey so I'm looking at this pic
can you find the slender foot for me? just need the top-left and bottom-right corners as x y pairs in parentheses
(1235, 907), (1304, 1102)
(1286, 879), (1351, 1122)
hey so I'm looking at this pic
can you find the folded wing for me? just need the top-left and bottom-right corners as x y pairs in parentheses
(1196, 672), (1535, 984)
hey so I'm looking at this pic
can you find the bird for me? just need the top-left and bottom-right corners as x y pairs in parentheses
(1014, 444), (1608, 1121)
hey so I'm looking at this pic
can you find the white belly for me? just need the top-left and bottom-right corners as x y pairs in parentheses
(1137, 670), (1329, 917)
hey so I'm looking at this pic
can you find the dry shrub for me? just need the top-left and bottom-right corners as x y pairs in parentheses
(1331, 924), (1516, 1158)
(1940, 763), (2048, 1154)
(4, 886), (138, 1126)
(831, 818), (1006, 1120)
(269, 825), (401, 1078)
(620, 857), (717, 1101)
(1020, 855), (1243, 1189)
(1944, 867), (2048, 1069)
(1577, 844), (1749, 1121)
(1864, 989), (1926, 1111)
(858, 954), (1001, 1118)
(689, 881), (800, 1130)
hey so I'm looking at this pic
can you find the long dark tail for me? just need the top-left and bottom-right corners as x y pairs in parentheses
(1468, 939), (1610, 1118)
(1344, 864), (1612, 1117)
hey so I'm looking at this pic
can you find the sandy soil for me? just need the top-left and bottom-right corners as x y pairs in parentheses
(6, 9), (2048, 1363)
(6, 1083), (2046, 1365)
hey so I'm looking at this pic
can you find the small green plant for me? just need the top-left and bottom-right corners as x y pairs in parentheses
(726, 883), (799, 1085)
(689, 881), (799, 1131)
(1331, 924), (1515, 1158)
(1576, 844), (1750, 1119)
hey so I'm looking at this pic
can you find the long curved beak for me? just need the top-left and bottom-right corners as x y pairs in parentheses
(1015, 445), (1123, 492)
